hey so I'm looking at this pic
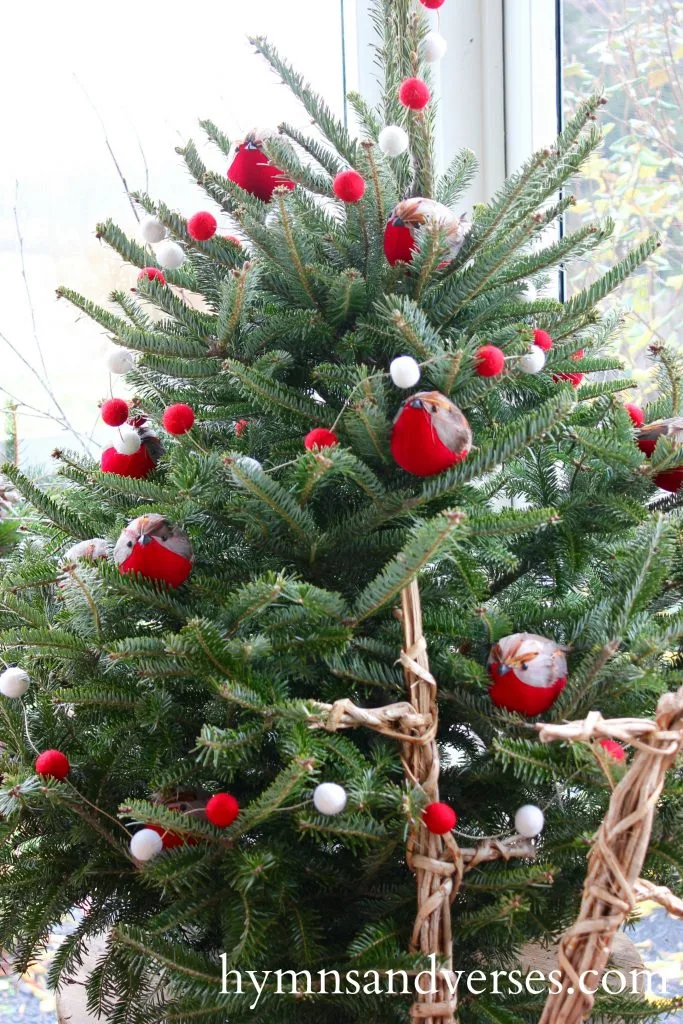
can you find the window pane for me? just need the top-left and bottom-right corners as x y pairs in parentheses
(0, 0), (348, 463)
(562, 0), (681, 381)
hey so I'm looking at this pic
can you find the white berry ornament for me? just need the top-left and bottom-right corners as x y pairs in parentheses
(106, 349), (134, 375)
(422, 31), (448, 62)
(515, 804), (545, 838)
(378, 125), (409, 158)
(313, 782), (347, 816)
(130, 828), (164, 862)
(114, 427), (142, 455)
(155, 240), (185, 270)
(390, 355), (421, 389)
(139, 215), (166, 244)
(0, 667), (30, 698)
(518, 346), (547, 375)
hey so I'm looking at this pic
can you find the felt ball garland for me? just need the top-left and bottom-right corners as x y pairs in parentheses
(106, 349), (134, 375)
(130, 828), (163, 862)
(423, 802), (457, 835)
(140, 215), (166, 244)
(398, 78), (430, 110)
(599, 738), (626, 762)
(162, 403), (195, 436)
(475, 345), (505, 378)
(0, 667), (30, 698)
(35, 749), (70, 780)
(332, 170), (366, 203)
(518, 347), (547, 375)
(378, 125), (409, 157)
(313, 782), (347, 816)
(138, 267), (166, 286)
(187, 211), (217, 241)
(305, 428), (339, 451)
(420, 0), (446, 7)
(101, 398), (129, 427)
(624, 403), (644, 428)
(532, 329), (553, 352)
(422, 31), (447, 62)
(515, 804), (545, 838)
(205, 792), (240, 827)
(235, 419), (249, 436)
(390, 355), (421, 389)
(155, 240), (185, 270)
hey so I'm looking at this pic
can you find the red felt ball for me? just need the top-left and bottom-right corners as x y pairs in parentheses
(205, 792), (240, 828)
(101, 444), (156, 480)
(423, 802), (457, 835)
(162, 403), (195, 436)
(475, 345), (505, 378)
(138, 267), (166, 285)
(228, 141), (295, 203)
(304, 428), (339, 451)
(624, 402), (645, 428)
(553, 349), (585, 387)
(187, 211), (217, 241)
(35, 749), (70, 780)
(398, 77), (431, 110)
(532, 329), (553, 352)
(224, 235), (242, 247)
(333, 170), (366, 203)
(420, 0), (446, 7)
(599, 739), (626, 763)
(101, 398), (129, 427)
(235, 419), (249, 436)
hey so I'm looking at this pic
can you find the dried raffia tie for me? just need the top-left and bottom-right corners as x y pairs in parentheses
(537, 686), (683, 1024)
(399, 580), (463, 1024)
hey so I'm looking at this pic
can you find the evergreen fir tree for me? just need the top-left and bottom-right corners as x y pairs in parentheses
(1, 2), (681, 1022)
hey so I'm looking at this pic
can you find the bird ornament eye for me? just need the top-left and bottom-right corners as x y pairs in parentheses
(521, 661), (529, 671)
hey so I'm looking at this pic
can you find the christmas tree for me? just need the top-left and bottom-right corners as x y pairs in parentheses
(1, 2), (682, 1022)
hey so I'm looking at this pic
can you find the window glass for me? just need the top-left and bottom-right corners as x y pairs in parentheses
(562, 1), (681, 384)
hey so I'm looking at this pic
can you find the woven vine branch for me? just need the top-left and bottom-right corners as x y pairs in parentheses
(537, 686), (683, 1024)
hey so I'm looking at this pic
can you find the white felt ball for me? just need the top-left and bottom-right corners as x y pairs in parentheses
(106, 349), (134, 375)
(518, 347), (547, 375)
(114, 427), (142, 455)
(378, 125), (409, 158)
(313, 782), (347, 816)
(140, 215), (166, 244)
(0, 667), (30, 699)
(422, 31), (448, 63)
(235, 455), (262, 473)
(390, 355), (421, 389)
(155, 240), (185, 270)
(130, 828), (164, 861)
(515, 804), (545, 838)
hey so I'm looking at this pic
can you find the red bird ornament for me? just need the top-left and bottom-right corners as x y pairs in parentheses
(488, 633), (567, 716)
(390, 391), (472, 477)
(100, 418), (162, 479)
(636, 417), (683, 492)
(114, 513), (193, 588)
(227, 131), (295, 203)
(384, 198), (468, 266)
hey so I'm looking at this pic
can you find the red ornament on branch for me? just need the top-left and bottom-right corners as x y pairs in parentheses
(423, 802), (457, 835)
(101, 398), (129, 427)
(398, 77), (430, 110)
(475, 345), (505, 378)
(391, 391), (471, 477)
(187, 211), (217, 241)
(332, 170), (366, 203)
(532, 329), (553, 352)
(101, 419), (161, 480)
(420, 0), (446, 7)
(624, 402), (645, 428)
(138, 267), (166, 286)
(599, 739), (626, 763)
(384, 198), (467, 266)
(162, 403), (195, 436)
(488, 633), (567, 716)
(553, 349), (585, 387)
(205, 792), (240, 828)
(227, 132), (295, 203)
(636, 417), (683, 492)
(305, 428), (339, 451)
(114, 514), (193, 589)
(35, 749), (70, 780)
